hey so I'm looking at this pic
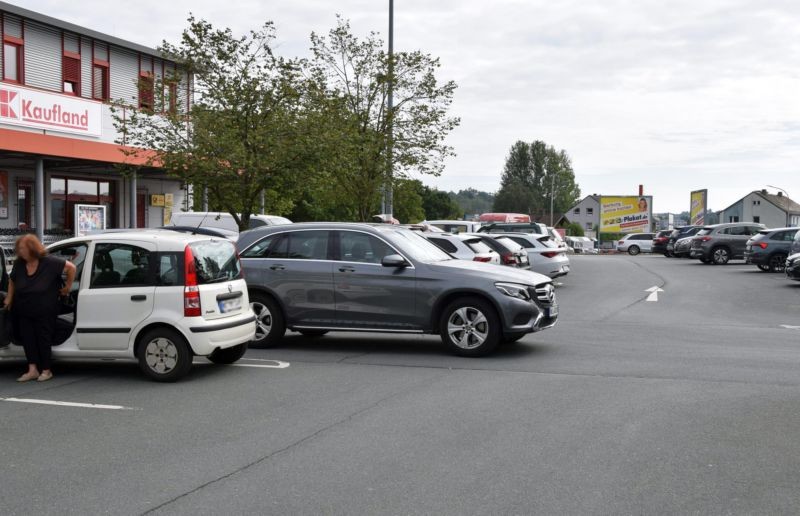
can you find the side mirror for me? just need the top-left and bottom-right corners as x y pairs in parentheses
(381, 254), (409, 268)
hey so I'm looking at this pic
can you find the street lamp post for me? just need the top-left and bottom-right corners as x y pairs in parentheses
(382, 0), (395, 218)
(549, 173), (556, 227)
(767, 185), (791, 226)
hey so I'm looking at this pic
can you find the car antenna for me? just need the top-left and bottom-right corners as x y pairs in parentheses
(194, 210), (213, 235)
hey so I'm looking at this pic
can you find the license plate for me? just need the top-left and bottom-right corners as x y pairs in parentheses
(561, 265), (570, 272)
(547, 304), (559, 318)
(219, 297), (242, 313)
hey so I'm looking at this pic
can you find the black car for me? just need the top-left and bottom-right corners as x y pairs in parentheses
(666, 226), (701, 257)
(651, 230), (674, 255)
(744, 227), (798, 272)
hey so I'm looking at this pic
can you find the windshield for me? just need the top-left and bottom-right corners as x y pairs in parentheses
(189, 239), (243, 284)
(383, 228), (452, 262)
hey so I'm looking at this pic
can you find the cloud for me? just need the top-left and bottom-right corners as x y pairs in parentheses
(17, 0), (800, 211)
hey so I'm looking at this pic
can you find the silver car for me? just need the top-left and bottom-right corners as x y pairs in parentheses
(237, 223), (558, 356)
(496, 233), (571, 278)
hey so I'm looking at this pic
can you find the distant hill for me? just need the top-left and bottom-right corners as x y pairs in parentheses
(449, 188), (495, 217)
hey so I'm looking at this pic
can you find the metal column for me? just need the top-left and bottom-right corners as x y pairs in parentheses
(129, 171), (138, 228)
(34, 158), (45, 240)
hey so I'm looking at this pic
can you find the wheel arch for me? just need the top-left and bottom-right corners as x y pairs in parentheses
(430, 290), (505, 333)
(132, 322), (190, 358)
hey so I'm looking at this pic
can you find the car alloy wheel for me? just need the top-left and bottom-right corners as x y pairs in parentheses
(769, 253), (787, 273)
(628, 245), (640, 256)
(712, 247), (729, 265)
(447, 306), (490, 350)
(144, 337), (179, 374)
(251, 301), (272, 342)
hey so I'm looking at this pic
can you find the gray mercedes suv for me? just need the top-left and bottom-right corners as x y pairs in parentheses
(237, 223), (558, 356)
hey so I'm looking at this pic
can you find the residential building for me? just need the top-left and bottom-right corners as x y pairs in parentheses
(0, 2), (191, 240)
(559, 195), (600, 233)
(718, 190), (800, 228)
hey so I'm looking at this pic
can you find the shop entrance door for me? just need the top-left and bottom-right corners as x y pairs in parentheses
(16, 182), (33, 229)
(136, 193), (146, 228)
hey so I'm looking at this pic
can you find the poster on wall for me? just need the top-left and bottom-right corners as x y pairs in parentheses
(74, 205), (107, 237)
(690, 189), (707, 226)
(599, 196), (653, 233)
(0, 170), (8, 219)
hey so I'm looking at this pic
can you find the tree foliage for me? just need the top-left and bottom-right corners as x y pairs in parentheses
(449, 188), (494, 216)
(307, 18), (460, 221)
(493, 141), (581, 223)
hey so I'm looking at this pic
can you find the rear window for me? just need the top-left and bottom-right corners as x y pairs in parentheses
(189, 240), (242, 284)
(464, 239), (493, 254)
(428, 237), (458, 254)
(495, 237), (524, 252)
(697, 228), (714, 236)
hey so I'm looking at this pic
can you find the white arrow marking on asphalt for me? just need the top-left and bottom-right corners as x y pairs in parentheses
(645, 286), (664, 302)
(0, 397), (135, 410)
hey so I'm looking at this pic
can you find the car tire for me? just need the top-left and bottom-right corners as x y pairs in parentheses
(701, 257), (712, 264)
(207, 343), (248, 364)
(628, 245), (641, 256)
(440, 297), (501, 357)
(769, 253), (788, 273)
(298, 330), (329, 338)
(757, 264), (771, 272)
(711, 246), (730, 265)
(249, 293), (286, 348)
(137, 327), (193, 382)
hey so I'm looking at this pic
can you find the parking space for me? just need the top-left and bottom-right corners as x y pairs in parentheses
(4, 254), (800, 514)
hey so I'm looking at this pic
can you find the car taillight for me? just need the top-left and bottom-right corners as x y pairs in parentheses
(700, 236), (712, 242)
(541, 252), (558, 258)
(473, 256), (492, 262)
(756, 242), (768, 249)
(184, 245), (202, 317)
(618, 241), (625, 245)
(501, 253), (515, 265)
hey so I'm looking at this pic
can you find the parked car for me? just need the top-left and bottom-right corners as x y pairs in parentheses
(547, 227), (568, 249)
(497, 233), (571, 279)
(466, 233), (530, 269)
(478, 222), (548, 235)
(651, 230), (674, 255)
(0, 231), (255, 381)
(422, 233), (499, 264)
(423, 220), (482, 234)
(168, 212), (292, 233)
(672, 236), (696, 258)
(666, 226), (701, 257)
(690, 223), (765, 264)
(744, 227), (799, 272)
(565, 236), (597, 254)
(616, 233), (655, 255)
(160, 225), (239, 241)
(237, 223), (558, 356)
(792, 229), (800, 255)
(784, 253), (800, 281)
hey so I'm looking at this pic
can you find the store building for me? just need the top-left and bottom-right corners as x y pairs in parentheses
(0, 2), (191, 241)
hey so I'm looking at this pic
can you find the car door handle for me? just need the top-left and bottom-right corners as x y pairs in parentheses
(269, 264), (286, 271)
(339, 266), (356, 273)
(130, 295), (147, 302)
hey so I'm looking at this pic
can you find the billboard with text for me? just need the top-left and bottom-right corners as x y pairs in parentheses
(599, 196), (653, 233)
(690, 190), (707, 226)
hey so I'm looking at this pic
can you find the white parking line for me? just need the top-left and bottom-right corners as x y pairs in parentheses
(232, 359), (290, 369)
(0, 397), (136, 410)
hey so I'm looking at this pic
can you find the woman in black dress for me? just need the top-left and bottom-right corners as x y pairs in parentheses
(4, 235), (76, 382)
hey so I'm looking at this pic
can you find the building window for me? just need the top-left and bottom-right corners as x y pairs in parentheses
(139, 73), (155, 111)
(585, 222), (593, 230)
(50, 178), (116, 232)
(62, 54), (81, 95)
(92, 63), (109, 100)
(166, 82), (178, 114)
(573, 208), (580, 215)
(3, 40), (23, 83)
(753, 216), (760, 223)
(586, 207), (593, 215)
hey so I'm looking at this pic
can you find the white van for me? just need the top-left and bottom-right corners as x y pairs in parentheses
(423, 220), (482, 234)
(0, 231), (256, 381)
(168, 212), (292, 233)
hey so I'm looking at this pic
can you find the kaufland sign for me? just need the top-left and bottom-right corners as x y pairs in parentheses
(0, 84), (101, 137)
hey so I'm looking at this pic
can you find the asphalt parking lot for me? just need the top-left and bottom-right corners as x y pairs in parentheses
(3, 254), (800, 515)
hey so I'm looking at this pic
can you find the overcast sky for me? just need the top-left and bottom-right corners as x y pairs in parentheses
(19, 0), (800, 212)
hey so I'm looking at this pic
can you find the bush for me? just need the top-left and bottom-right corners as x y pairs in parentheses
(564, 222), (584, 237)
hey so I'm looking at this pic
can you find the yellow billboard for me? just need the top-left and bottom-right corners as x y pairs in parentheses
(690, 190), (707, 226)
(599, 196), (652, 233)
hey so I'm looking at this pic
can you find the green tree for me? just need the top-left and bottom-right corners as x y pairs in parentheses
(493, 140), (581, 223)
(449, 188), (494, 216)
(565, 222), (585, 237)
(307, 18), (460, 221)
(113, 17), (317, 230)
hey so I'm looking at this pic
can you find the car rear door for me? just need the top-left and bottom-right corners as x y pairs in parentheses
(76, 240), (157, 350)
(186, 239), (249, 321)
(333, 230), (418, 330)
(241, 230), (335, 326)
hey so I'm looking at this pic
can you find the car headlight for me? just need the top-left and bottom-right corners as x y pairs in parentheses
(496, 282), (531, 300)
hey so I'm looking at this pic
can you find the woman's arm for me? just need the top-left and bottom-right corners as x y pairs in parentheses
(60, 260), (77, 297)
(5, 279), (14, 308)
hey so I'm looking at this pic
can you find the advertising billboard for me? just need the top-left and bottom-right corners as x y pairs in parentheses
(599, 196), (653, 233)
(74, 205), (107, 237)
(690, 189), (707, 226)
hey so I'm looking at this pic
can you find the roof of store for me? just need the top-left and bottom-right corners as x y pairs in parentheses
(0, 1), (164, 58)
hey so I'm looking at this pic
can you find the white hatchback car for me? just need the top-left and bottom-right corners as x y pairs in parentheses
(0, 231), (255, 381)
